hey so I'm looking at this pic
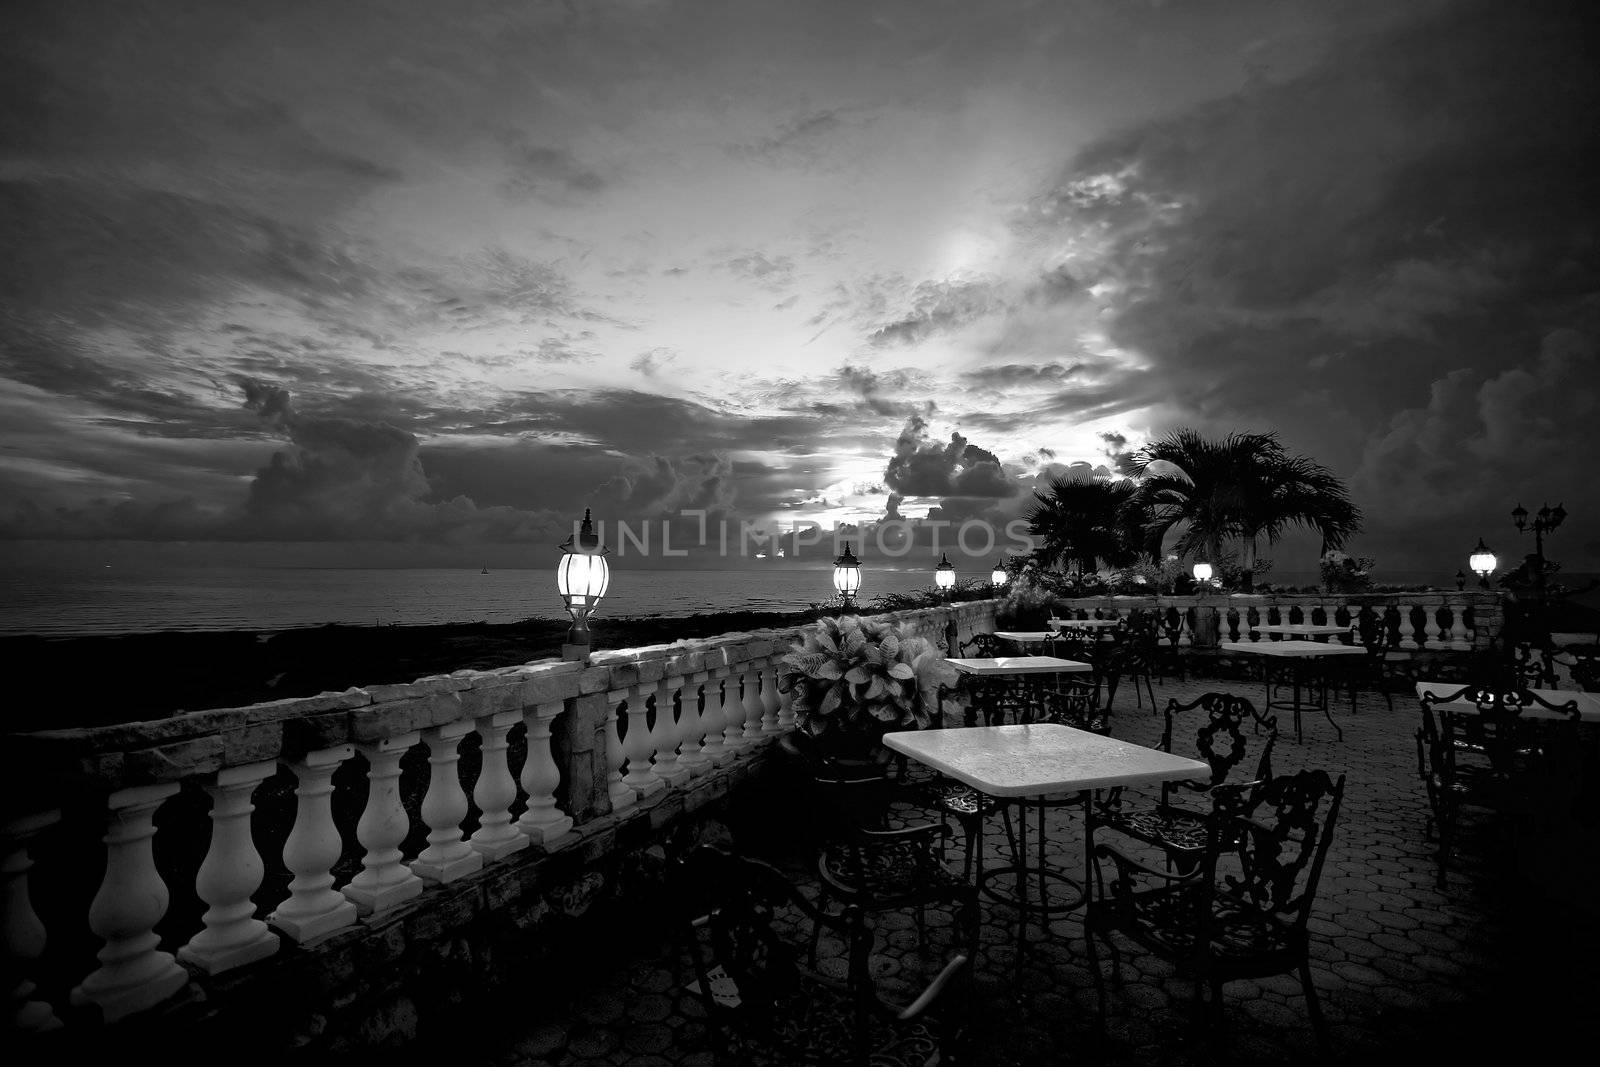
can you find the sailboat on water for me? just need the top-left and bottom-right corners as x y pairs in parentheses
(481, 563), (490, 574)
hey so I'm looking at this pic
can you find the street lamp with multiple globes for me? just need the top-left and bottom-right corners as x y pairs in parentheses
(1191, 560), (1215, 587)
(832, 541), (862, 612)
(1511, 501), (1567, 598)
(1468, 537), (1497, 590)
(557, 508), (610, 659)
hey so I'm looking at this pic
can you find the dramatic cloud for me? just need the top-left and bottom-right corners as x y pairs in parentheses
(2, 0), (1596, 570)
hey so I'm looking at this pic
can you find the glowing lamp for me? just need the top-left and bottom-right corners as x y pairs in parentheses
(990, 559), (1008, 586)
(1468, 537), (1496, 589)
(935, 553), (956, 591)
(832, 542), (862, 608)
(1191, 561), (1214, 585)
(557, 508), (610, 654)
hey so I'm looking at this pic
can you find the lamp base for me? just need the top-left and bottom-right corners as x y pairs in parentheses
(561, 642), (591, 662)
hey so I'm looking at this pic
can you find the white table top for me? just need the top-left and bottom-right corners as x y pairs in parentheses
(1414, 680), (1600, 723)
(994, 631), (1056, 642)
(1255, 623), (1348, 637)
(883, 724), (1212, 797)
(1222, 640), (1366, 658)
(948, 656), (1093, 676)
(1049, 618), (1122, 629)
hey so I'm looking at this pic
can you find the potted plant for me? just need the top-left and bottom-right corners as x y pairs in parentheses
(997, 566), (1059, 630)
(776, 614), (956, 763)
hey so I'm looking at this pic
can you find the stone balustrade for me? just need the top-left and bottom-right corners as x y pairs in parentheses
(1049, 590), (1501, 652)
(0, 598), (997, 1045)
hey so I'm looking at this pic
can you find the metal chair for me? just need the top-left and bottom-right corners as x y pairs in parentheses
(1104, 622), (1158, 713)
(958, 633), (1030, 724)
(775, 731), (983, 953)
(1414, 683), (1581, 889)
(1095, 693), (1277, 876)
(673, 844), (976, 1067)
(1086, 769), (1347, 1051)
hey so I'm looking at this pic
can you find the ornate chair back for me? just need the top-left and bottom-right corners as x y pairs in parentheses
(1199, 770), (1347, 939)
(673, 845), (871, 1054)
(1159, 692), (1278, 802)
(960, 632), (1005, 658)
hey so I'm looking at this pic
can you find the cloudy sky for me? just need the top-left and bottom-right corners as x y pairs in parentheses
(2, 0), (1596, 573)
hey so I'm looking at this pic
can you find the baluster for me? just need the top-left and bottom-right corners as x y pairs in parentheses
(700, 669), (731, 766)
(760, 660), (783, 733)
(652, 678), (691, 788)
(1447, 601), (1471, 650)
(178, 761), (280, 973)
(4, 810), (61, 1032)
(343, 733), (425, 913)
(410, 721), (484, 883)
(71, 783), (188, 1021)
(776, 668), (798, 730)
(469, 710), (527, 860)
(622, 685), (665, 798)
(722, 666), (751, 756)
(271, 745), (358, 941)
(739, 663), (766, 747)
(677, 675), (711, 776)
(517, 701), (573, 847)
(1422, 600), (1445, 649)
(605, 690), (637, 812)
(1397, 599), (1420, 649)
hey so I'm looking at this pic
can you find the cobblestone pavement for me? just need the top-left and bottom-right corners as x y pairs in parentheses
(462, 671), (1600, 1066)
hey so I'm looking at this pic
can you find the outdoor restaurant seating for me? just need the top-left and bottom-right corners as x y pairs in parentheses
(1094, 692), (1278, 875)
(1085, 769), (1348, 1050)
(775, 730), (982, 947)
(1104, 620), (1159, 712)
(1325, 615), (1400, 714)
(673, 844), (975, 1067)
(1414, 682), (1583, 889)
(958, 632), (1032, 723)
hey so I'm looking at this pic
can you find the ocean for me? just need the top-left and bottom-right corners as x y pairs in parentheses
(0, 565), (952, 637)
(2, 563), (1591, 638)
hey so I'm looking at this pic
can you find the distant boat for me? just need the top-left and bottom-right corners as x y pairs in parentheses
(481, 564), (490, 574)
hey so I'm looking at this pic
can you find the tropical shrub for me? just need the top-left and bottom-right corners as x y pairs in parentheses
(1319, 549), (1374, 593)
(777, 615), (955, 745)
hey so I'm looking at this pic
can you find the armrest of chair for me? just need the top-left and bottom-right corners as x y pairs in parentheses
(1092, 840), (1197, 883)
(847, 821), (954, 846)
(895, 953), (970, 1021)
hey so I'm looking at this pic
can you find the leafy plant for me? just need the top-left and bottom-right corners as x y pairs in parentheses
(777, 615), (955, 742)
(1319, 549), (1375, 594)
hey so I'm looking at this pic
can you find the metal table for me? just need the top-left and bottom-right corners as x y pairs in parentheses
(1221, 639), (1366, 742)
(883, 724), (1209, 955)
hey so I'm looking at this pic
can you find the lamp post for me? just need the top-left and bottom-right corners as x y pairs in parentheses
(832, 541), (862, 612)
(1511, 501), (1566, 599)
(990, 558), (1008, 587)
(1190, 560), (1218, 647)
(935, 553), (958, 653)
(557, 508), (610, 660)
(1468, 537), (1496, 591)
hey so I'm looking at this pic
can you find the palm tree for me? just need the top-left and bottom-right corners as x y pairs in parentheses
(1025, 476), (1143, 575)
(1126, 431), (1361, 591)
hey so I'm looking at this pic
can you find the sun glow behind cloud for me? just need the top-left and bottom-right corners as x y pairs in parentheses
(2, 0), (1595, 570)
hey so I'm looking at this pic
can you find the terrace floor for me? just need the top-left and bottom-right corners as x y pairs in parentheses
(452, 672), (1600, 1066)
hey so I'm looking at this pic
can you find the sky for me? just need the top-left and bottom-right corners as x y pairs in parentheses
(2, 0), (1596, 576)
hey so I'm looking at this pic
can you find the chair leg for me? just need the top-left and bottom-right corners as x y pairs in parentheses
(1298, 959), (1331, 1050)
(808, 883), (829, 966)
(1084, 921), (1109, 1032)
